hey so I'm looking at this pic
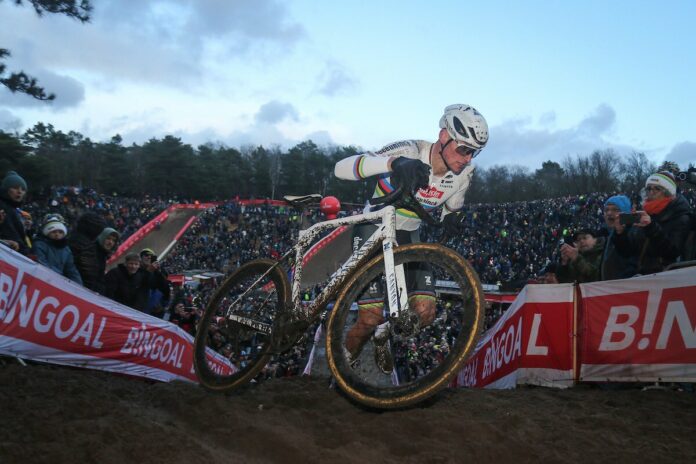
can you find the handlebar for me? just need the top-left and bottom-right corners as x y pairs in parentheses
(369, 187), (440, 227)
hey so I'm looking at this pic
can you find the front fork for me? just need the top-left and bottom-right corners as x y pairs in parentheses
(380, 238), (425, 343)
(382, 238), (409, 320)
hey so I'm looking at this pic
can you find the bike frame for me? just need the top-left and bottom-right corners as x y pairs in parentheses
(280, 205), (409, 323)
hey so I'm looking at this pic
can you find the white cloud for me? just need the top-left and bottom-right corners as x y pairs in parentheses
(478, 104), (640, 169)
(315, 60), (358, 97)
(0, 69), (84, 108)
(254, 101), (299, 124)
(0, 0), (306, 88)
(0, 109), (22, 132)
(302, 130), (334, 146)
(664, 142), (696, 168)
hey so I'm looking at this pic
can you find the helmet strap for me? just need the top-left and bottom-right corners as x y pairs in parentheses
(438, 139), (456, 173)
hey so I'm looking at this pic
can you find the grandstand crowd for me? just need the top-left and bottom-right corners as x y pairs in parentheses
(2, 166), (695, 379)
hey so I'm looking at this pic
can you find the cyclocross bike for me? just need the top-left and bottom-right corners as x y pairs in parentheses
(193, 188), (485, 409)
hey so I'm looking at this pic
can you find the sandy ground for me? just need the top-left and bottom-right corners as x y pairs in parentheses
(1, 362), (695, 464)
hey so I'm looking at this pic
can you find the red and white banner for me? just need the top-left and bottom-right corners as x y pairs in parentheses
(579, 267), (696, 382)
(0, 246), (234, 383)
(455, 284), (575, 389)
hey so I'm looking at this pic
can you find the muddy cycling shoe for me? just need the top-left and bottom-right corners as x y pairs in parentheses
(372, 332), (394, 375)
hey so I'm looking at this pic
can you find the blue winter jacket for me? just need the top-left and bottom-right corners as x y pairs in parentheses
(33, 235), (83, 284)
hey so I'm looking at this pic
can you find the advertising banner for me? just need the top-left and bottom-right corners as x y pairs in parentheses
(579, 267), (696, 381)
(456, 284), (575, 389)
(0, 247), (233, 383)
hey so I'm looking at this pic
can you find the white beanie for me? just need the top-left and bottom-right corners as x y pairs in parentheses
(645, 171), (677, 196)
(42, 221), (67, 237)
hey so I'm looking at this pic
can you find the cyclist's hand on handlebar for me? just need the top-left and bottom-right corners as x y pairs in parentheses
(441, 212), (464, 237)
(390, 157), (430, 193)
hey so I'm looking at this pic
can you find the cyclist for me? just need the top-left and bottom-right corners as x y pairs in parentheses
(333, 104), (488, 372)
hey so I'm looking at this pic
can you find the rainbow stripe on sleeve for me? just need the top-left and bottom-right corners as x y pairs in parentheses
(353, 156), (367, 179)
(376, 175), (394, 195)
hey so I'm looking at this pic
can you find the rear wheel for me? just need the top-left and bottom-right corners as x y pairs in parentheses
(325, 243), (484, 409)
(193, 259), (290, 392)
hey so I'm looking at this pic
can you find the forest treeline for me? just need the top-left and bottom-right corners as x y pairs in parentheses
(0, 123), (665, 204)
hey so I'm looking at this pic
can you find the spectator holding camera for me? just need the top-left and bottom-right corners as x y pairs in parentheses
(612, 171), (692, 274)
(169, 301), (198, 335)
(599, 195), (638, 280)
(556, 228), (604, 283)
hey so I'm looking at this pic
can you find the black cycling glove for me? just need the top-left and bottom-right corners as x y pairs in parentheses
(390, 157), (431, 192)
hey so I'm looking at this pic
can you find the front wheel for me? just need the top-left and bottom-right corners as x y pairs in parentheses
(325, 243), (484, 409)
(193, 259), (290, 392)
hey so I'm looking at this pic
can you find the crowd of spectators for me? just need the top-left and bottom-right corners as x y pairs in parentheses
(0, 173), (173, 319)
(164, 184), (693, 296)
(3, 167), (695, 382)
(162, 202), (339, 275)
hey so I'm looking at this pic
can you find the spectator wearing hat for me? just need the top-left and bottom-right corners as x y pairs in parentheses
(613, 171), (692, 274)
(96, 227), (120, 287)
(69, 211), (109, 294)
(33, 214), (83, 284)
(556, 228), (605, 283)
(600, 195), (638, 280)
(104, 252), (155, 313)
(0, 171), (31, 255)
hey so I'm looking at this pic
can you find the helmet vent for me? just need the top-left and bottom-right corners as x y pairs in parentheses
(452, 116), (469, 139)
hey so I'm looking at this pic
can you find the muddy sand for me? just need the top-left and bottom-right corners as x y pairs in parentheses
(1, 363), (695, 463)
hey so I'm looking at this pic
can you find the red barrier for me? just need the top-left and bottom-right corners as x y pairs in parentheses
(578, 268), (696, 382)
(456, 267), (696, 389)
(456, 284), (575, 389)
(0, 247), (234, 383)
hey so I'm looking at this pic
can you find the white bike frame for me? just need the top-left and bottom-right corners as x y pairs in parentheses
(286, 204), (410, 321)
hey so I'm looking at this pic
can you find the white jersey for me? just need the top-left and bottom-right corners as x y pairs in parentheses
(334, 140), (474, 231)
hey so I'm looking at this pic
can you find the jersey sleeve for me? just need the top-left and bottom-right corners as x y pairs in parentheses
(334, 153), (392, 180)
(440, 165), (475, 220)
(334, 140), (419, 181)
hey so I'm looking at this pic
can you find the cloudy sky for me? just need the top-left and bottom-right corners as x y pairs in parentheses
(1, 0), (694, 169)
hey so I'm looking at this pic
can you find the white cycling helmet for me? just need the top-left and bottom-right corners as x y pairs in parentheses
(439, 104), (489, 150)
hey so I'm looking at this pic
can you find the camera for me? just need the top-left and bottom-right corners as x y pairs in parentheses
(676, 168), (696, 185)
(619, 212), (642, 225)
